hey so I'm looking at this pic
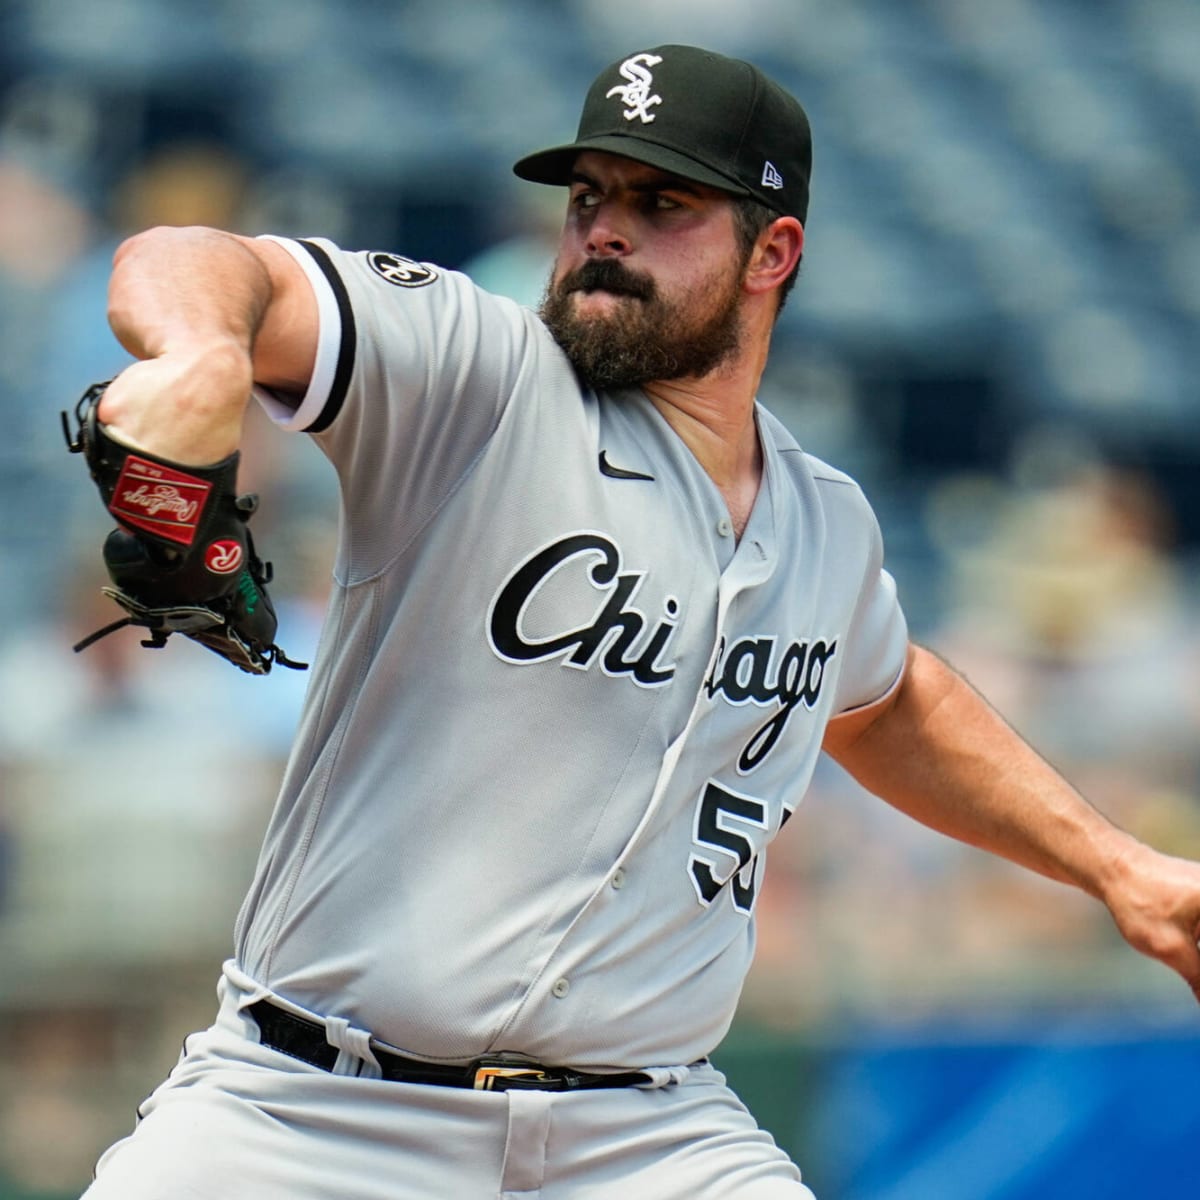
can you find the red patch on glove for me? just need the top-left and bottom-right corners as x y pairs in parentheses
(109, 454), (213, 546)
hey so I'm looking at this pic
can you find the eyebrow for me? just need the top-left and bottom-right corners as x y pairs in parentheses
(568, 169), (705, 198)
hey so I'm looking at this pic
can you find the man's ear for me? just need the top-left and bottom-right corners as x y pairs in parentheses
(743, 216), (804, 297)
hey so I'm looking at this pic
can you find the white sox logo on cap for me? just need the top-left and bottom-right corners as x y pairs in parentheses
(605, 52), (663, 124)
(514, 45), (814, 224)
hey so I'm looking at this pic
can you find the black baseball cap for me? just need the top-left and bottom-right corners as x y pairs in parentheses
(513, 45), (812, 225)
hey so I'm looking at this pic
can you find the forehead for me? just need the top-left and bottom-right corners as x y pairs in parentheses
(570, 151), (733, 202)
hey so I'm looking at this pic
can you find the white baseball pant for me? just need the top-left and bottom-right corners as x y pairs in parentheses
(82, 972), (816, 1199)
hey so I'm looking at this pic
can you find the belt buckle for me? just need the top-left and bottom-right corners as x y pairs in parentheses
(471, 1054), (556, 1092)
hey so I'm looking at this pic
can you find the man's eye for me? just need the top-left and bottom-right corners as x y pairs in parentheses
(652, 193), (681, 210)
(573, 191), (600, 209)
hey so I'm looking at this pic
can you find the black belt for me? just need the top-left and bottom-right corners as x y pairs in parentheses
(247, 999), (653, 1093)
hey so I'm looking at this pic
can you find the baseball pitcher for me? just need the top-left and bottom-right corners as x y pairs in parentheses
(69, 45), (1200, 1200)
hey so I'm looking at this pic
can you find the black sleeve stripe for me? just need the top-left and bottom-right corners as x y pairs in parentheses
(295, 238), (357, 434)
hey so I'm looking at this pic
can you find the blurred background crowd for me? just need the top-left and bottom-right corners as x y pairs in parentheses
(1, 0), (1199, 1196)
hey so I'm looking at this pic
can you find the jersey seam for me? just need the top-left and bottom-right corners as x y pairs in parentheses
(486, 699), (667, 1053)
(330, 333), (532, 589)
(354, 432), (501, 589)
(257, 582), (379, 980)
(779, 451), (860, 489)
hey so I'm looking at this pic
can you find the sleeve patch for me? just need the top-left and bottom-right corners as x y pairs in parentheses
(366, 252), (439, 288)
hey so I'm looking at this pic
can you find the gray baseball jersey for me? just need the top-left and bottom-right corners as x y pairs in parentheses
(239, 236), (908, 1073)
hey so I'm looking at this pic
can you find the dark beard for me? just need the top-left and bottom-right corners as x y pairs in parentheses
(539, 258), (743, 391)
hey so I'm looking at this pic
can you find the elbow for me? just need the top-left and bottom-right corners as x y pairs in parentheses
(109, 224), (236, 289)
(107, 227), (190, 348)
(107, 226), (263, 361)
(111, 225), (182, 281)
(112, 223), (219, 260)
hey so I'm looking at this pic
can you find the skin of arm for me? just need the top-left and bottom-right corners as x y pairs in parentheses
(98, 225), (318, 465)
(822, 642), (1200, 1001)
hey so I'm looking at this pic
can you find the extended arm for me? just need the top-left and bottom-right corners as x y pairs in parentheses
(823, 643), (1200, 1001)
(99, 225), (317, 463)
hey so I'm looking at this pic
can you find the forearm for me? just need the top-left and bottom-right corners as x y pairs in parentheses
(109, 225), (270, 363)
(100, 226), (274, 463)
(825, 644), (1135, 899)
(826, 643), (1200, 997)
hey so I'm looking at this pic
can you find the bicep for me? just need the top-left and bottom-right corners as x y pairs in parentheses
(821, 641), (1025, 828)
(818, 642), (1125, 888)
(235, 235), (318, 396)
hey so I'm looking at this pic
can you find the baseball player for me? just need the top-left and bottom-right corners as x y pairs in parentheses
(70, 44), (1200, 1200)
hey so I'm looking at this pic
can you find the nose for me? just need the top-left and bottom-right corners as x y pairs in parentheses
(585, 203), (632, 258)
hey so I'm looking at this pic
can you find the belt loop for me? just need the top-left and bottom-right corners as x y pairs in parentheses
(223, 961), (275, 1042)
(324, 1015), (381, 1078)
(499, 1090), (552, 1195)
(634, 1064), (692, 1089)
(224, 960), (273, 1006)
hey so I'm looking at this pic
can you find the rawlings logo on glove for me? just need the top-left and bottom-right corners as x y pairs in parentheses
(109, 456), (211, 540)
(62, 380), (307, 676)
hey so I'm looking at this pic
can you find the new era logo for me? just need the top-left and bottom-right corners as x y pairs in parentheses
(761, 161), (784, 190)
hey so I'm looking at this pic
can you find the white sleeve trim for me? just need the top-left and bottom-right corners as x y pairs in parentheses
(252, 235), (344, 432)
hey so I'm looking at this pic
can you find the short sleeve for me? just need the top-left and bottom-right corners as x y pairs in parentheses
(830, 508), (909, 719)
(252, 236), (552, 581)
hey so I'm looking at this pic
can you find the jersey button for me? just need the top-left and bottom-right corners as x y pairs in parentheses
(551, 978), (571, 999)
(716, 517), (733, 538)
(611, 868), (626, 890)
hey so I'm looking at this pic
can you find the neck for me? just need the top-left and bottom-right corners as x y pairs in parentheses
(642, 334), (769, 538)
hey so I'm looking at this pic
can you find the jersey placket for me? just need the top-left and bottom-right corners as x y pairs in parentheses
(507, 440), (783, 1045)
(581, 446), (781, 927)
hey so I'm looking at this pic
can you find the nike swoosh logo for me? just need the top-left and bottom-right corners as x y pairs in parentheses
(598, 450), (655, 481)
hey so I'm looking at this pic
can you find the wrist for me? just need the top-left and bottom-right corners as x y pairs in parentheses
(95, 342), (255, 466)
(154, 335), (255, 389)
(1087, 826), (1146, 905)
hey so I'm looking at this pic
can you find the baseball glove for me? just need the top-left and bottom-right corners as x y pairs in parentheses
(62, 381), (307, 675)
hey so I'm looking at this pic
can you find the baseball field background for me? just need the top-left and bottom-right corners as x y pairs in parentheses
(1, 1), (1199, 1196)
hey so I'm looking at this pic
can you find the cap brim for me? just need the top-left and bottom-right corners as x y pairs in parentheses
(513, 134), (753, 199)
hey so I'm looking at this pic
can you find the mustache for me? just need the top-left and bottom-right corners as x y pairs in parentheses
(559, 258), (656, 301)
